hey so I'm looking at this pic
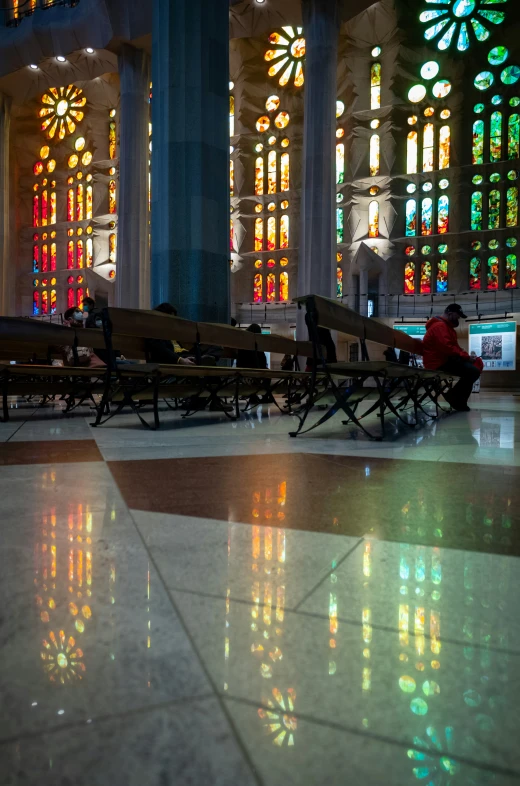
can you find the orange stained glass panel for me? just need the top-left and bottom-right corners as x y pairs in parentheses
(109, 233), (117, 264)
(67, 189), (74, 222)
(76, 239), (84, 269)
(86, 185), (93, 219)
(280, 152), (290, 192)
(109, 180), (116, 214)
(438, 125), (450, 170)
(280, 215), (289, 249)
(41, 244), (48, 272)
(279, 271), (289, 301)
(268, 151), (277, 194)
(50, 191), (56, 224)
(50, 242), (56, 271)
(255, 157), (264, 195)
(33, 195), (39, 227)
(109, 121), (116, 159)
(254, 272), (262, 303)
(266, 272), (275, 302)
(67, 240), (74, 269)
(41, 190), (48, 226)
(41, 290), (48, 315)
(254, 217), (263, 252)
(267, 216), (276, 251)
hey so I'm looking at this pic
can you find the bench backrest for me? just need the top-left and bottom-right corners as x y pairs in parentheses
(294, 294), (423, 355)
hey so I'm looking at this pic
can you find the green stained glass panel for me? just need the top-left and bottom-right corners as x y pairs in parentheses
(510, 97), (520, 107)
(471, 240), (482, 251)
(336, 207), (344, 243)
(491, 95), (503, 105)
(506, 186), (518, 227)
(457, 22), (469, 51)
(470, 256), (481, 290)
(478, 10), (505, 24)
(501, 66), (520, 85)
(474, 103), (485, 113)
(508, 170), (518, 180)
(488, 190), (500, 229)
(424, 18), (451, 41)
(489, 172), (500, 182)
(438, 22), (457, 50)
(508, 114), (519, 159)
(506, 237), (517, 248)
(474, 71), (494, 90)
(420, 9), (448, 22)
(472, 174), (483, 184)
(471, 18), (491, 42)
(472, 120), (484, 164)
(421, 245), (432, 255)
(437, 258), (448, 292)
(505, 254), (517, 288)
(488, 238), (499, 249)
(488, 46), (508, 65)
(471, 191), (483, 230)
(490, 111), (502, 161)
(438, 243), (448, 253)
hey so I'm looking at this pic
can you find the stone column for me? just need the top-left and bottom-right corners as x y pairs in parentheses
(116, 45), (150, 310)
(297, 0), (340, 337)
(359, 268), (369, 317)
(0, 95), (11, 316)
(150, 0), (230, 322)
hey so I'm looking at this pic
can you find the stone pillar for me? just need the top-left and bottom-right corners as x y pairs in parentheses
(297, 0), (340, 337)
(150, 0), (230, 322)
(117, 45), (151, 310)
(359, 268), (369, 317)
(0, 95), (11, 316)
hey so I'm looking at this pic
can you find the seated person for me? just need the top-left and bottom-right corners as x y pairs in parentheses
(306, 327), (337, 371)
(82, 296), (101, 329)
(146, 303), (220, 366)
(422, 303), (483, 412)
(59, 307), (105, 368)
(236, 323), (268, 369)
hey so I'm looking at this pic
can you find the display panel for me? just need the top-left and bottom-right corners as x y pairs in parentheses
(394, 324), (427, 340)
(469, 321), (517, 370)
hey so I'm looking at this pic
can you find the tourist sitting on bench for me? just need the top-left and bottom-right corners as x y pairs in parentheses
(422, 303), (483, 412)
(60, 307), (106, 368)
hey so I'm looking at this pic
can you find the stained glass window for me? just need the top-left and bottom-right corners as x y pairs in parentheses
(109, 120), (117, 160)
(508, 114), (519, 159)
(67, 188), (74, 222)
(471, 191), (483, 230)
(280, 152), (290, 192)
(76, 288), (84, 308)
(230, 219), (234, 251)
(50, 242), (56, 271)
(33, 245), (39, 272)
(370, 62), (381, 109)
(337, 266), (343, 297)
(266, 272), (276, 302)
(420, 261), (431, 294)
(505, 254), (517, 288)
(268, 151), (277, 194)
(267, 216), (276, 251)
(490, 111), (503, 161)
(438, 125), (450, 169)
(470, 256), (481, 289)
(487, 256), (499, 289)
(421, 198), (433, 236)
(33, 195), (39, 227)
(109, 180), (117, 214)
(109, 234), (117, 264)
(488, 189), (500, 229)
(368, 200), (379, 238)
(86, 238), (93, 268)
(336, 143), (345, 184)
(67, 288), (74, 309)
(279, 271), (289, 301)
(437, 258), (448, 292)
(76, 184), (84, 221)
(280, 215), (289, 249)
(41, 290), (48, 315)
(86, 185), (93, 220)
(50, 289), (57, 315)
(41, 244), (48, 272)
(229, 95), (234, 137)
(407, 131), (418, 174)
(472, 120), (484, 167)
(336, 208), (344, 243)
(255, 217), (263, 251)
(230, 159), (234, 198)
(437, 195), (449, 234)
(33, 290), (39, 315)
(254, 273), (262, 303)
(405, 199), (417, 236)
(507, 186), (518, 226)
(423, 123), (434, 172)
(50, 191), (56, 224)
(41, 190), (48, 225)
(404, 260), (415, 294)
(255, 157), (264, 195)
(76, 239), (84, 269)
(369, 135), (380, 177)
(67, 240), (74, 269)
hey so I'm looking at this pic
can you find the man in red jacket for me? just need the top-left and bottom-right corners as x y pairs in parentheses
(422, 304), (483, 412)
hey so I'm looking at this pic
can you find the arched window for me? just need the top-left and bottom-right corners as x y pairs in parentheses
(255, 157), (264, 195)
(86, 185), (93, 219)
(67, 188), (74, 222)
(336, 143), (344, 184)
(438, 125), (450, 169)
(41, 190), (48, 225)
(422, 123), (434, 172)
(508, 114), (519, 159)
(404, 261), (415, 294)
(109, 119), (117, 159)
(76, 287), (84, 308)
(33, 245), (39, 272)
(337, 266), (343, 297)
(471, 191), (483, 230)
(50, 191), (56, 224)
(369, 135), (380, 177)
(469, 257), (481, 290)
(336, 208), (344, 243)
(229, 95), (235, 138)
(41, 290), (48, 315)
(421, 198), (433, 236)
(505, 254), (517, 288)
(370, 62), (381, 109)
(41, 244), (48, 272)
(230, 219), (234, 251)
(267, 216), (276, 251)
(67, 288), (74, 309)
(109, 234), (117, 264)
(254, 217), (263, 251)
(76, 240), (84, 269)
(437, 195), (449, 234)
(266, 272), (276, 302)
(487, 256), (499, 289)
(488, 190), (500, 229)
(33, 290), (40, 315)
(33, 194), (39, 227)
(279, 271), (289, 301)
(368, 201), (379, 238)
(76, 184), (84, 221)
(86, 238), (93, 268)
(67, 240), (74, 269)
(405, 199), (417, 236)
(472, 120), (484, 165)
(109, 180), (117, 214)
(253, 273), (263, 303)
(50, 243), (56, 271)
(280, 215), (289, 249)
(50, 289), (57, 315)
(280, 152), (290, 191)
(490, 111), (502, 162)
(420, 260), (431, 294)
(267, 151), (277, 194)
(506, 186), (518, 227)
(230, 159), (234, 198)
(437, 259), (448, 292)
(407, 132), (418, 174)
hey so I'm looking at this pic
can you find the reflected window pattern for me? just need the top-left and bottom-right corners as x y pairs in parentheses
(469, 256), (481, 290)
(487, 256), (499, 289)
(505, 253), (517, 288)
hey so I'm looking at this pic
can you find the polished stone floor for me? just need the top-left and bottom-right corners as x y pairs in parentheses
(1, 393), (520, 784)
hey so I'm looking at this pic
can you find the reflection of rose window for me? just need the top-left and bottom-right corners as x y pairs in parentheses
(41, 630), (86, 684)
(265, 27), (305, 88)
(258, 687), (297, 746)
(39, 85), (86, 140)
(419, 0), (507, 51)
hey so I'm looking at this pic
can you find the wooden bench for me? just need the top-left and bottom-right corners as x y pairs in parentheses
(291, 294), (457, 440)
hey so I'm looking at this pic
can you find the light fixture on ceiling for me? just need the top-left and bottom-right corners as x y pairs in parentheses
(255, 0), (266, 4)
(56, 56), (66, 63)
(85, 48), (95, 54)
(29, 64), (38, 70)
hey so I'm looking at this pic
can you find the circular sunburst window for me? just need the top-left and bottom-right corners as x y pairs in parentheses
(420, 0), (507, 51)
(39, 85), (87, 140)
(265, 27), (305, 88)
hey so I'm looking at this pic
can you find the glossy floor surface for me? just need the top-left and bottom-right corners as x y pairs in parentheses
(1, 393), (520, 785)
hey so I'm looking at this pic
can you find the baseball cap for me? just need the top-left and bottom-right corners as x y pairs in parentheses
(445, 303), (467, 319)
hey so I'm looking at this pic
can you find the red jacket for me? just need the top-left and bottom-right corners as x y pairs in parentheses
(422, 316), (470, 370)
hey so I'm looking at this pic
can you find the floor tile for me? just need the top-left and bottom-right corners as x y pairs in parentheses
(0, 698), (256, 786)
(0, 439), (103, 465)
(172, 591), (520, 775)
(224, 697), (518, 786)
(133, 511), (361, 608)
